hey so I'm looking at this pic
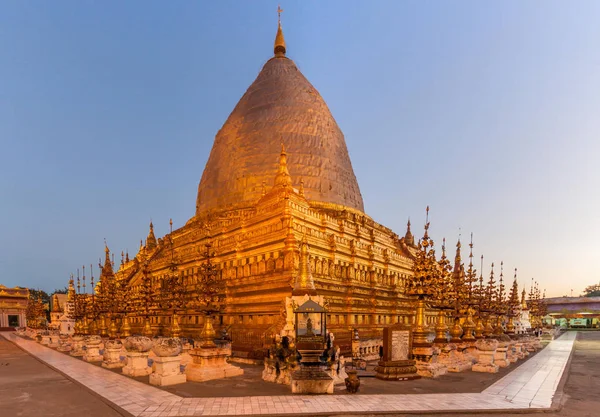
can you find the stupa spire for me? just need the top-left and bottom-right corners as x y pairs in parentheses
(102, 242), (114, 277)
(404, 218), (415, 247)
(274, 143), (293, 188)
(146, 220), (157, 250)
(274, 5), (286, 57)
(293, 235), (316, 295)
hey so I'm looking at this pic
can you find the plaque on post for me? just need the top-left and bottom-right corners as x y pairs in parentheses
(374, 324), (420, 381)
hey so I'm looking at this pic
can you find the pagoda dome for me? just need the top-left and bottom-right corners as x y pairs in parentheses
(195, 27), (364, 215)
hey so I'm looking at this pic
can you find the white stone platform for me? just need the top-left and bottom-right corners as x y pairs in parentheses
(1, 331), (576, 416)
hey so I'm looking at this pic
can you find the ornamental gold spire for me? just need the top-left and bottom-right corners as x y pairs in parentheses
(51, 293), (62, 312)
(146, 220), (157, 250)
(274, 5), (286, 57)
(274, 143), (293, 188)
(404, 218), (415, 247)
(67, 275), (76, 302)
(293, 235), (316, 295)
(103, 242), (114, 277)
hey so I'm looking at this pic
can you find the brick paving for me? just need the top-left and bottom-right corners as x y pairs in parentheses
(1, 331), (576, 416)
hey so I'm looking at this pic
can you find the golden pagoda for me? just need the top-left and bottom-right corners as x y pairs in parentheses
(113, 14), (419, 352)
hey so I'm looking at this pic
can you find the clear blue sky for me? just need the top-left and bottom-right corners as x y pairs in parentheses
(1, 1), (598, 297)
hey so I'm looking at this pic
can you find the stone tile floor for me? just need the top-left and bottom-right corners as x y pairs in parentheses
(1, 331), (576, 416)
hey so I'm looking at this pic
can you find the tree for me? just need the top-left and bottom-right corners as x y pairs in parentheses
(53, 287), (69, 294)
(29, 289), (50, 305)
(583, 284), (600, 297)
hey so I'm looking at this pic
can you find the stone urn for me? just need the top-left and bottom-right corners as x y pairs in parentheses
(475, 339), (499, 351)
(123, 336), (153, 377)
(149, 338), (186, 386)
(345, 369), (360, 393)
(85, 335), (102, 345)
(124, 336), (153, 352)
(152, 337), (182, 357)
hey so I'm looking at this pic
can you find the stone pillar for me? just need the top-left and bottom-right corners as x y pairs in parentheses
(148, 338), (186, 386)
(102, 339), (125, 369)
(122, 336), (153, 377)
(83, 335), (103, 362)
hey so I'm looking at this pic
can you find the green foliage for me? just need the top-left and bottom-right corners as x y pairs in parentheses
(583, 284), (600, 297)
(29, 289), (50, 304)
(53, 287), (69, 294)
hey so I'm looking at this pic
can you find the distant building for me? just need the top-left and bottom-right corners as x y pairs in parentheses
(545, 296), (600, 328)
(0, 285), (29, 329)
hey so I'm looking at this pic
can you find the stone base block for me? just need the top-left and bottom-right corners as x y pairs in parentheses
(122, 352), (152, 377)
(186, 347), (244, 382)
(150, 372), (186, 386)
(291, 368), (334, 394)
(83, 354), (103, 362)
(102, 360), (125, 369)
(472, 363), (500, 373)
(495, 358), (510, 367)
(446, 361), (472, 373)
(83, 346), (103, 362)
(149, 355), (186, 386)
(415, 361), (447, 378)
(494, 349), (510, 368)
(186, 362), (243, 382)
(70, 348), (85, 357)
(472, 350), (499, 373)
(375, 360), (421, 381)
(102, 346), (125, 369)
(57, 345), (72, 353)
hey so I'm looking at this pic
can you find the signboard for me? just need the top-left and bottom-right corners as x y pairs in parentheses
(382, 324), (413, 362)
(390, 329), (410, 361)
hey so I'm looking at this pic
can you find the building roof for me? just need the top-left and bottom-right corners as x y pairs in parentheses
(195, 27), (364, 215)
(545, 296), (600, 305)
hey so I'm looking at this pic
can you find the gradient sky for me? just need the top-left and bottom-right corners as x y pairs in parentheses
(1, 1), (599, 297)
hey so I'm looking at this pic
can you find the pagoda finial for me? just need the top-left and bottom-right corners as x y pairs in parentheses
(274, 142), (292, 188)
(423, 206), (430, 239)
(274, 5), (286, 57)
(299, 178), (305, 197)
(146, 219), (157, 250)
(293, 234), (316, 295)
(405, 217), (415, 247)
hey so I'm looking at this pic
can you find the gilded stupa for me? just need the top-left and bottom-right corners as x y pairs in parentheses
(115, 15), (418, 353)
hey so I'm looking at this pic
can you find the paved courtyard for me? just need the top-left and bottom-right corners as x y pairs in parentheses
(0, 336), (123, 417)
(0, 331), (587, 416)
